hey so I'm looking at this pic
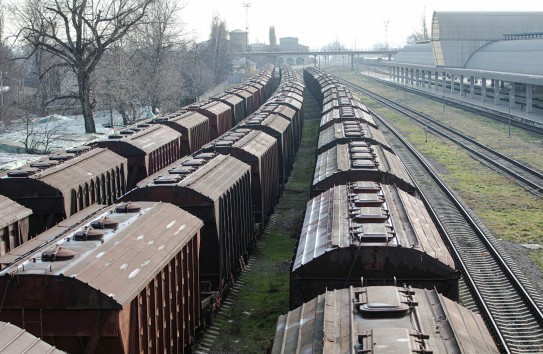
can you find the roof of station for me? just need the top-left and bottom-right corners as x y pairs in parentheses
(431, 12), (543, 41)
(465, 39), (543, 76)
(392, 42), (435, 65)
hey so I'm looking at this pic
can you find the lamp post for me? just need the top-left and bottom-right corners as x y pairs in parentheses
(508, 104), (512, 138)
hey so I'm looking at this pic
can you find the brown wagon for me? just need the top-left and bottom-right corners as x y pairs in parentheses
(0, 195), (32, 256)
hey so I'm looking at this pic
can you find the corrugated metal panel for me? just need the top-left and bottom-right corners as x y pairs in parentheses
(0, 195), (32, 229)
(0, 202), (203, 308)
(465, 39), (543, 76)
(0, 321), (66, 353)
(433, 12), (543, 40)
(233, 131), (277, 158)
(180, 155), (250, 202)
(167, 111), (208, 130)
(273, 286), (499, 354)
(202, 101), (231, 116)
(123, 125), (181, 154)
(6, 148), (127, 194)
(394, 43), (436, 65)
(433, 291), (500, 353)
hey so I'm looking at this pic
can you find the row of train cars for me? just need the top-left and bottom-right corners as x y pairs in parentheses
(269, 67), (500, 353)
(0, 62), (500, 353)
(0, 64), (306, 353)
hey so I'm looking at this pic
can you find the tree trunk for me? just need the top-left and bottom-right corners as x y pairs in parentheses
(78, 71), (96, 133)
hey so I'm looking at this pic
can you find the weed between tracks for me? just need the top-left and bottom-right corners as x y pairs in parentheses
(206, 90), (321, 353)
(332, 70), (543, 271)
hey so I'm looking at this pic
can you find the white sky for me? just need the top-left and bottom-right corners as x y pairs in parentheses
(180, 0), (542, 49)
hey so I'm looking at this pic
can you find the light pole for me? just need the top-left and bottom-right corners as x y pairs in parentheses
(508, 104), (512, 138)
(243, 3), (251, 74)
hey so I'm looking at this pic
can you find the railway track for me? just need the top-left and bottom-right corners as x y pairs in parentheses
(364, 103), (543, 353)
(355, 71), (543, 135)
(339, 78), (543, 197)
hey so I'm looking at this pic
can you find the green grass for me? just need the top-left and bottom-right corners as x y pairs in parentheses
(204, 89), (322, 353)
(346, 75), (543, 268)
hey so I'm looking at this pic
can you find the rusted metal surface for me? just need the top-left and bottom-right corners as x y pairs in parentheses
(210, 93), (245, 126)
(320, 105), (377, 131)
(239, 86), (261, 112)
(0, 148), (128, 235)
(121, 154), (252, 292)
(93, 124), (181, 190)
(311, 143), (415, 197)
(0, 195), (32, 256)
(186, 100), (232, 139)
(228, 89), (255, 118)
(0, 321), (66, 353)
(291, 183), (457, 307)
(152, 110), (210, 155)
(238, 113), (294, 185)
(0, 201), (202, 354)
(201, 129), (279, 226)
(317, 121), (391, 154)
(273, 286), (499, 354)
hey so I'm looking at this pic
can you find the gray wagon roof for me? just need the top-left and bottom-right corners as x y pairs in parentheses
(293, 184), (454, 271)
(0, 321), (66, 353)
(0, 202), (202, 309)
(0, 195), (32, 229)
(271, 286), (499, 354)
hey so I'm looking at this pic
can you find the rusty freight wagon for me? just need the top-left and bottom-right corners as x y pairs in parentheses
(0, 201), (203, 354)
(200, 128), (279, 227)
(92, 124), (181, 190)
(0, 147), (127, 236)
(120, 154), (253, 298)
(291, 183), (458, 308)
(0, 195), (32, 256)
(311, 143), (415, 197)
(152, 110), (210, 156)
(238, 85), (260, 113)
(238, 112), (295, 185)
(186, 100), (232, 139)
(272, 286), (499, 354)
(209, 93), (245, 127)
(319, 99), (377, 131)
(317, 120), (391, 154)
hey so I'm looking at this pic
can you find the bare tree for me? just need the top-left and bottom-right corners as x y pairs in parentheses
(269, 25), (277, 49)
(206, 15), (229, 83)
(13, 114), (67, 154)
(132, 0), (186, 115)
(406, 10), (430, 44)
(12, 0), (154, 133)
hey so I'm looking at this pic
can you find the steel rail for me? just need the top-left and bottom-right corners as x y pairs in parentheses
(337, 78), (543, 196)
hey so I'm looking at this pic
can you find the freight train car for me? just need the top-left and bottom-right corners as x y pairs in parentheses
(317, 120), (391, 154)
(120, 153), (253, 299)
(0, 147), (127, 235)
(152, 110), (210, 156)
(92, 124), (181, 190)
(291, 182), (458, 308)
(0, 201), (203, 354)
(311, 143), (415, 197)
(238, 112), (294, 185)
(186, 100), (232, 140)
(272, 286), (499, 353)
(0, 195), (32, 256)
(200, 129), (279, 227)
(210, 93), (245, 127)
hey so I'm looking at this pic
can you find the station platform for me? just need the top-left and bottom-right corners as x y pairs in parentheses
(363, 71), (543, 128)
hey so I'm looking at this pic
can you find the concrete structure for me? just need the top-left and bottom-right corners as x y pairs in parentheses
(379, 11), (543, 115)
(229, 29), (247, 52)
(277, 37), (309, 65)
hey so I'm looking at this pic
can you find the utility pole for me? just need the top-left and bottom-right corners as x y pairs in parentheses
(243, 3), (251, 74)
(384, 20), (390, 49)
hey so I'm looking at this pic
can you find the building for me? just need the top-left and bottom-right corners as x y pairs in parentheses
(380, 11), (543, 114)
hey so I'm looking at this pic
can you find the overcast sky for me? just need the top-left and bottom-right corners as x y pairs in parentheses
(180, 0), (542, 49)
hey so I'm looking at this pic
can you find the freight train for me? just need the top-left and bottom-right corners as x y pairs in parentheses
(0, 64), (499, 353)
(268, 66), (498, 353)
(0, 64), (306, 353)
